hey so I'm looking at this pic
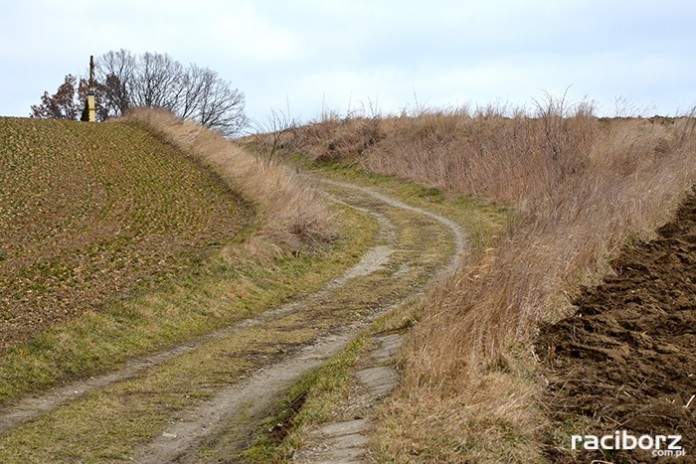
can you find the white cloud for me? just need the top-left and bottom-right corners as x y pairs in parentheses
(2, 0), (695, 119)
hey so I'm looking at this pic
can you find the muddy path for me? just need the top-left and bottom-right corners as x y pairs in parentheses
(538, 189), (696, 463)
(0, 176), (467, 463)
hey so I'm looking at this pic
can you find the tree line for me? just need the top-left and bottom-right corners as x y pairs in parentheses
(30, 50), (247, 136)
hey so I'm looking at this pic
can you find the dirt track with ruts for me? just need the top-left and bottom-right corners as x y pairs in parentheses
(0, 176), (466, 463)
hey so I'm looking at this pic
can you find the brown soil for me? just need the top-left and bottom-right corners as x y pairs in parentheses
(538, 189), (696, 464)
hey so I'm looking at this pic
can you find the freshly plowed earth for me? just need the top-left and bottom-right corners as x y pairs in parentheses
(538, 189), (696, 464)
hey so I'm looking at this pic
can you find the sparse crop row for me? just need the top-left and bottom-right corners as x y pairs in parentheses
(0, 117), (248, 349)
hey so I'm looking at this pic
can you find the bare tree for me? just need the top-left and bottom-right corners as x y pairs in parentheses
(196, 71), (247, 136)
(105, 50), (248, 136)
(130, 52), (183, 110)
(175, 64), (208, 120)
(95, 49), (136, 117)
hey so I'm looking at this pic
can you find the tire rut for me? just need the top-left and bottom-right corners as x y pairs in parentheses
(0, 177), (468, 463)
(156, 179), (468, 464)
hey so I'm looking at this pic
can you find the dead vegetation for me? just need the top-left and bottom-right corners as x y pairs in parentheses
(289, 100), (696, 462)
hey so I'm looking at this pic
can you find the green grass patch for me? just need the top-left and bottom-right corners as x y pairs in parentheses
(0, 202), (377, 406)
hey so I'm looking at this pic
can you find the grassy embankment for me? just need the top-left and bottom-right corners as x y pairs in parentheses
(279, 101), (696, 462)
(0, 111), (366, 409)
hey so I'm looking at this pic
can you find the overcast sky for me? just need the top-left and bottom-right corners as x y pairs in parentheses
(1, 0), (695, 126)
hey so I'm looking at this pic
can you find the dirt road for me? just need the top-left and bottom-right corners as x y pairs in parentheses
(0, 176), (466, 463)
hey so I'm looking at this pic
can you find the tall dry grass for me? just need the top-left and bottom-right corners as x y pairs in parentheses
(294, 102), (696, 461)
(121, 108), (334, 250)
(390, 115), (696, 462)
(391, 112), (696, 361)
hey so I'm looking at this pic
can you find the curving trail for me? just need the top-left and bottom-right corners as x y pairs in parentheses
(135, 178), (468, 463)
(0, 175), (467, 463)
(320, 178), (467, 274)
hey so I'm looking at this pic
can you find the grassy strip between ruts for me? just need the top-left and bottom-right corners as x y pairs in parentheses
(230, 304), (419, 464)
(192, 163), (510, 462)
(0, 200), (376, 407)
(186, 177), (463, 462)
(0, 174), (455, 462)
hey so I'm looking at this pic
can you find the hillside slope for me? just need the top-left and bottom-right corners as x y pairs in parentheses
(278, 108), (696, 462)
(0, 117), (250, 349)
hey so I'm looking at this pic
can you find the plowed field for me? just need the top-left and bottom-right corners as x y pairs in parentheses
(539, 189), (696, 463)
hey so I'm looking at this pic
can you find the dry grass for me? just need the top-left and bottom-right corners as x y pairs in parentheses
(291, 101), (696, 462)
(121, 108), (334, 249)
(396, 113), (696, 370)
